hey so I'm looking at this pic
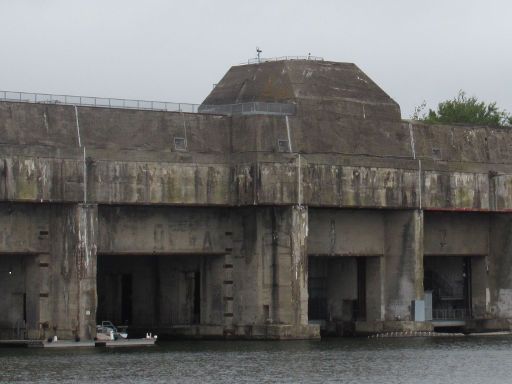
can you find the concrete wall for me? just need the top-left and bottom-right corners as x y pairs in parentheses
(424, 212), (489, 256)
(98, 206), (230, 255)
(0, 102), (229, 152)
(308, 209), (384, 256)
(0, 204), (49, 253)
(4, 99), (512, 211)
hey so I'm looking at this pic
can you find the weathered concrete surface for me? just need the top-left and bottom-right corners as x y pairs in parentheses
(424, 212), (489, 256)
(0, 204), (49, 253)
(3, 59), (512, 339)
(203, 61), (402, 122)
(98, 206), (230, 255)
(48, 204), (97, 340)
(230, 206), (318, 339)
(308, 209), (384, 256)
(3, 104), (512, 211)
(0, 102), (229, 152)
(489, 215), (512, 321)
(0, 203), (96, 340)
(308, 209), (428, 334)
(383, 210), (424, 322)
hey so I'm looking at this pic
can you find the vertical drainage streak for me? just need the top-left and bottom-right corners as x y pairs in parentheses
(83, 146), (87, 204)
(285, 115), (293, 152)
(74, 105), (82, 148)
(298, 154), (302, 207)
(418, 159), (422, 209)
(74, 105), (87, 203)
(409, 122), (421, 209)
(408, 122), (416, 160)
(182, 112), (188, 149)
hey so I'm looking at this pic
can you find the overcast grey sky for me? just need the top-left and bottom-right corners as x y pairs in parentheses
(1, 0), (510, 117)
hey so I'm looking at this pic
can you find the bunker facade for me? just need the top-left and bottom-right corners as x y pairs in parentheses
(1, 59), (512, 340)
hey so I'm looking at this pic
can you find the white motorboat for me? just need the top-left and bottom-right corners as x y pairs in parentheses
(96, 321), (128, 340)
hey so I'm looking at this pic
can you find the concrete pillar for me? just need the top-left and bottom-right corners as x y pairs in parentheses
(489, 214), (512, 324)
(76, 204), (98, 340)
(49, 204), (98, 340)
(383, 209), (424, 322)
(289, 205), (309, 326)
(265, 205), (309, 326)
(471, 256), (489, 319)
(231, 206), (318, 339)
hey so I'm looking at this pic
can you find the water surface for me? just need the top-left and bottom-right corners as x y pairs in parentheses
(1, 336), (512, 383)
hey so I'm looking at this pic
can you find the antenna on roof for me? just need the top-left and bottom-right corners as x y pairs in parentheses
(256, 47), (262, 63)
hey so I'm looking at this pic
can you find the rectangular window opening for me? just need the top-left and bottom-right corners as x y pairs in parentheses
(174, 137), (187, 151)
(277, 139), (289, 153)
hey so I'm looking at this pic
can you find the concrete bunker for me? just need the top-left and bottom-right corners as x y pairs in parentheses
(97, 254), (224, 338)
(5, 60), (512, 340)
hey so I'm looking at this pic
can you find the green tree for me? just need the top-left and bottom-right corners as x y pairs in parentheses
(412, 91), (511, 127)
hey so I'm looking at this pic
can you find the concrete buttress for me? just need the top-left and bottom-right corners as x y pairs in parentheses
(383, 210), (424, 325)
(231, 206), (318, 339)
(48, 204), (97, 340)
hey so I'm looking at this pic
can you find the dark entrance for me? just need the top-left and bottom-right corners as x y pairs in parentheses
(424, 256), (472, 321)
(193, 271), (201, 325)
(308, 256), (372, 328)
(355, 258), (367, 321)
(97, 254), (222, 336)
(308, 257), (328, 320)
(0, 254), (36, 340)
(120, 274), (133, 325)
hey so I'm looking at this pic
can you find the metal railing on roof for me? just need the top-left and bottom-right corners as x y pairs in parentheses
(0, 90), (296, 116)
(244, 56), (324, 65)
(198, 102), (295, 116)
(0, 90), (199, 113)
